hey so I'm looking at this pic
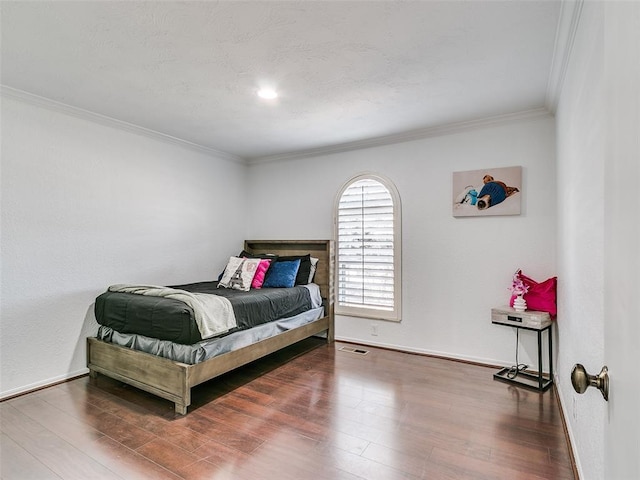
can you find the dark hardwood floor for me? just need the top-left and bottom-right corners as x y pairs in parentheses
(1, 339), (575, 479)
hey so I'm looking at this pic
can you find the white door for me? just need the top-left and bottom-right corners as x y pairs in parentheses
(603, 2), (639, 478)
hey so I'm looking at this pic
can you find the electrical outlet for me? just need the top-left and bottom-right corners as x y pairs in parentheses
(371, 323), (379, 336)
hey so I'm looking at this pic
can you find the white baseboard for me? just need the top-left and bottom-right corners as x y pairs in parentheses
(335, 335), (511, 368)
(553, 372), (583, 480)
(0, 368), (89, 401)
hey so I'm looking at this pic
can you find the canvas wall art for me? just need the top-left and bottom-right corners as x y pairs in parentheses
(452, 166), (522, 217)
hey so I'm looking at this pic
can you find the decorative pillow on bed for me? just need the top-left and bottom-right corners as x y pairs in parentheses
(248, 258), (272, 289)
(218, 257), (261, 291)
(308, 257), (319, 283)
(238, 251), (277, 274)
(274, 254), (312, 285)
(238, 250), (278, 262)
(262, 259), (301, 288)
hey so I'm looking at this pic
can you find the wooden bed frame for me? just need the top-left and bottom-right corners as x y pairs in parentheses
(87, 240), (334, 414)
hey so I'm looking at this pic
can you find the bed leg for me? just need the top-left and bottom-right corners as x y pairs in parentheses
(327, 318), (335, 344)
(175, 403), (188, 415)
(89, 369), (98, 381)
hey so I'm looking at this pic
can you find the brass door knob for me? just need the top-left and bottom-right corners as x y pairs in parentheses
(571, 364), (609, 401)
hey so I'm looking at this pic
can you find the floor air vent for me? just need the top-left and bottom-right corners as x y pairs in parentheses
(339, 346), (369, 355)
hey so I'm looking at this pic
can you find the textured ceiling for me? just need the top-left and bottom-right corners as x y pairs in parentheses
(1, 1), (561, 161)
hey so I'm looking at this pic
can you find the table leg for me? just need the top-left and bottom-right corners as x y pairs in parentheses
(537, 330), (543, 390)
(548, 326), (553, 385)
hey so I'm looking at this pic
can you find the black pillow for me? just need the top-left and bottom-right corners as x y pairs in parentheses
(238, 250), (279, 277)
(238, 250), (278, 261)
(275, 254), (311, 285)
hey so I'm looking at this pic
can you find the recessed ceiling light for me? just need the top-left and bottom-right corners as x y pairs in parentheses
(257, 88), (278, 100)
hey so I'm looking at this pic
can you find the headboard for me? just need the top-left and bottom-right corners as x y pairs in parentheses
(243, 240), (334, 307)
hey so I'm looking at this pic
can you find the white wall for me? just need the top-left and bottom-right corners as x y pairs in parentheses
(0, 96), (557, 400)
(554, 3), (605, 479)
(0, 97), (247, 397)
(247, 115), (557, 367)
(556, 2), (640, 479)
(603, 2), (640, 478)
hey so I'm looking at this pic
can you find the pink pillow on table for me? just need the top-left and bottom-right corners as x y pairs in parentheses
(509, 270), (557, 317)
(249, 258), (272, 289)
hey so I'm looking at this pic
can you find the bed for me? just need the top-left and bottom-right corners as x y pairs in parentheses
(87, 240), (334, 414)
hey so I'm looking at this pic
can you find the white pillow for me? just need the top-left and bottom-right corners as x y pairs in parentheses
(218, 257), (261, 291)
(308, 257), (319, 284)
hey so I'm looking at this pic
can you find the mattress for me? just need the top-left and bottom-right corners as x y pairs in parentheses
(96, 306), (325, 365)
(94, 281), (321, 345)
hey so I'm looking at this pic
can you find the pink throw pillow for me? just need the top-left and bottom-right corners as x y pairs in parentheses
(249, 258), (272, 289)
(510, 270), (557, 317)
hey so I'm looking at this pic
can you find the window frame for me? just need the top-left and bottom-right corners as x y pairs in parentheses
(334, 173), (402, 322)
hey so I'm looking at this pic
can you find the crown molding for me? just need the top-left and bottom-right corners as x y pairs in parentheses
(545, 0), (584, 113)
(2, 85), (552, 166)
(247, 107), (552, 165)
(0, 85), (246, 164)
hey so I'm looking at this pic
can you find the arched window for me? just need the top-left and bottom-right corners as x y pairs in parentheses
(335, 173), (401, 321)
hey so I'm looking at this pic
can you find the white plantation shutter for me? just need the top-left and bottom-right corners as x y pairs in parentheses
(336, 175), (401, 321)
